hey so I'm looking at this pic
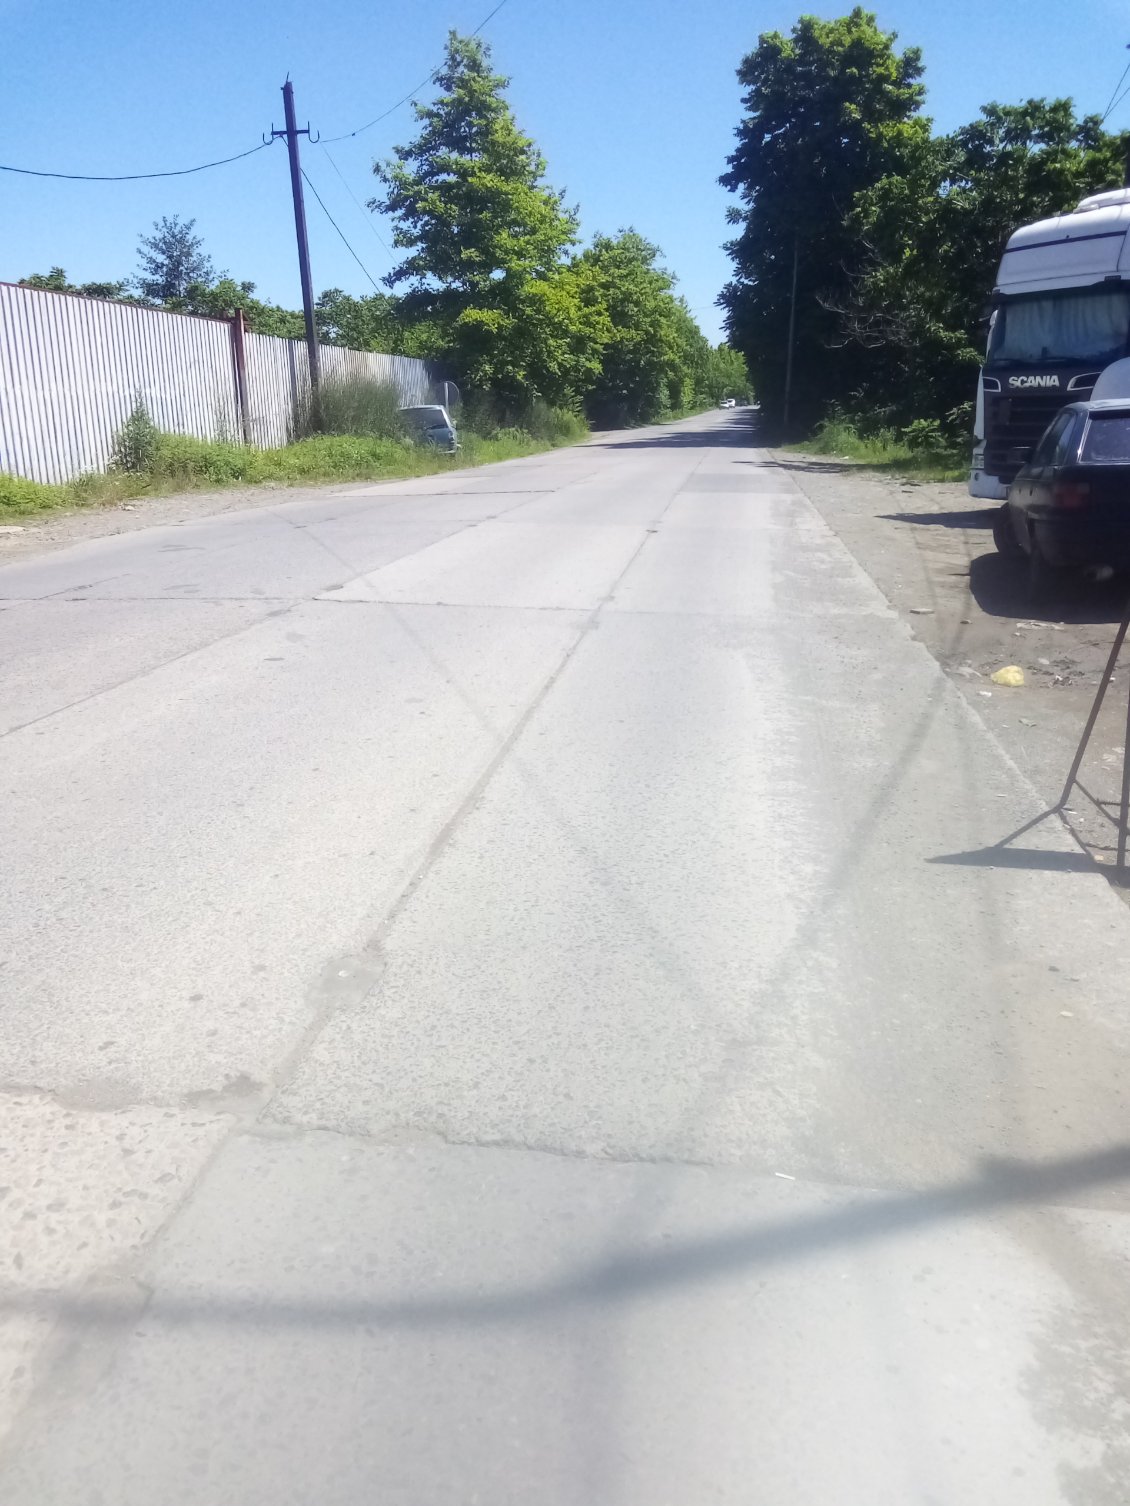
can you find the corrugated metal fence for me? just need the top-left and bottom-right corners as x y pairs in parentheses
(241, 331), (434, 449)
(0, 281), (441, 485)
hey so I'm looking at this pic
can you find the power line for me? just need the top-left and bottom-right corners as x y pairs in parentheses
(319, 143), (396, 260)
(300, 166), (383, 293)
(322, 0), (513, 143)
(1106, 78), (1130, 127)
(1101, 47), (1130, 124)
(0, 140), (272, 182)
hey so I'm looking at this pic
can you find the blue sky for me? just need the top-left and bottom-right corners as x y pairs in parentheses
(2, 0), (1128, 343)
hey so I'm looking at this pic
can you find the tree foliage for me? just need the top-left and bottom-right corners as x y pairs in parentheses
(372, 32), (592, 409)
(371, 34), (735, 423)
(314, 288), (398, 350)
(373, 35), (578, 308)
(720, 7), (925, 431)
(720, 11), (1130, 435)
(844, 100), (1129, 424)
(136, 215), (215, 302)
(20, 267), (135, 302)
(22, 31), (737, 433)
(575, 232), (680, 425)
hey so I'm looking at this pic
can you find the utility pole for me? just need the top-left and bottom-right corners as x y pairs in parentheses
(782, 234), (799, 436)
(271, 80), (320, 392)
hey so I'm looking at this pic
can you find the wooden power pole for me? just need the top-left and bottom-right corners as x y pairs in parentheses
(272, 80), (320, 393)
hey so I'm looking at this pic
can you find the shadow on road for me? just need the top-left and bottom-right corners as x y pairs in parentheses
(601, 413), (759, 450)
(881, 508), (997, 530)
(759, 456), (854, 475)
(4, 1141), (1129, 1332)
(929, 845), (1104, 875)
(967, 551), (1130, 625)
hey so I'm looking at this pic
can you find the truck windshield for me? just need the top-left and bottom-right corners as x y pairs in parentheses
(988, 288), (1130, 366)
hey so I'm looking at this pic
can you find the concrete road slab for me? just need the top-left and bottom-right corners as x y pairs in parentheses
(4, 413), (1130, 1500)
(2, 1134), (1127, 1506)
(0, 599), (587, 1100)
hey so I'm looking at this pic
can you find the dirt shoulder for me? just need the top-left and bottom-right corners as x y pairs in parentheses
(779, 451), (1130, 880)
(0, 482), (321, 565)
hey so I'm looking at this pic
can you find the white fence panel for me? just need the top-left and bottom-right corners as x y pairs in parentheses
(241, 331), (307, 448)
(0, 282), (442, 485)
(0, 283), (237, 485)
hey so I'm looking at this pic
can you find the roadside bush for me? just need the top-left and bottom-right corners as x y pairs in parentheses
(110, 395), (160, 473)
(1, 418), (583, 524)
(0, 472), (68, 517)
(150, 432), (255, 485)
(292, 375), (406, 441)
(520, 400), (587, 445)
(798, 411), (967, 481)
(461, 392), (587, 446)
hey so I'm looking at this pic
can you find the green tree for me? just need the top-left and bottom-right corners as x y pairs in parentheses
(451, 262), (608, 409)
(843, 100), (1129, 423)
(166, 277), (304, 338)
(720, 8), (927, 431)
(576, 231), (682, 425)
(372, 31), (582, 409)
(314, 288), (398, 350)
(20, 267), (134, 301)
(701, 343), (753, 405)
(136, 215), (215, 302)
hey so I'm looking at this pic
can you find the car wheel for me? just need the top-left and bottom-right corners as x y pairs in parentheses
(992, 504), (1023, 559)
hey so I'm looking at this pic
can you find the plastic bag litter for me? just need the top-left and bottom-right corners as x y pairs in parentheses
(990, 665), (1025, 687)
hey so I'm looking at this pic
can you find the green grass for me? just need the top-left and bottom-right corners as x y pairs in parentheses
(0, 423), (585, 525)
(291, 375), (406, 442)
(788, 415), (967, 483)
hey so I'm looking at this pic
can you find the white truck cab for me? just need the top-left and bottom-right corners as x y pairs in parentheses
(971, 187), (1130, 499)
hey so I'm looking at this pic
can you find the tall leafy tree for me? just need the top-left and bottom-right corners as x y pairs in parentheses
(720, 8), (927, 430)
(576, 231), (681, 426)
(843, 101), (1129, 423)
(372, 31), (583, 408)
(314, 288), (398, 350)
(373, 32), (577, 314)
(136, 215), (215, 302)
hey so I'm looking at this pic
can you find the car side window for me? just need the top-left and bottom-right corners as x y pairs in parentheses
(1052, 415), (1082, 467)
(1031, 412), (1070, 467)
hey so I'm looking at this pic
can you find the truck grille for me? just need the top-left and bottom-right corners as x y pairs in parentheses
(984, 386), (1094, 482)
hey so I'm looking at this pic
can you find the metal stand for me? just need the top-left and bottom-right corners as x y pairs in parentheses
(1057, 603), (1130, 875)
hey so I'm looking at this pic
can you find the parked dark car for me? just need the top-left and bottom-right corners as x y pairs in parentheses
(400, 404), (458, 453)
(994, 399), (1130, 591)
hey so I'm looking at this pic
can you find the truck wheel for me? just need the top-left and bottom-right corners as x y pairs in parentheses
(992, 504), (1023, 559)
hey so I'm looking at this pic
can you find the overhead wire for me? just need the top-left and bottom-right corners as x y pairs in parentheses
(321, 0), (513, 143)
(1, 1), (514, 184)
(300, 167), (384, 293)
(1101, 50), (1130, 124)
(0, 140), (272, 182)
(318, 143), (396, 260)
(1105, 78), (1130, 127)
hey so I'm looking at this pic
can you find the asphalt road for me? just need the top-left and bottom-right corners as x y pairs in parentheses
(2, 411), (1130, 1504)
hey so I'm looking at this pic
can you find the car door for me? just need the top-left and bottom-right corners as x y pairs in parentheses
(1016, 411), (1072, 520)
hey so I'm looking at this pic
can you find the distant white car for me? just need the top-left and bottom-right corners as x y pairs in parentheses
(718, 398), (736, 409)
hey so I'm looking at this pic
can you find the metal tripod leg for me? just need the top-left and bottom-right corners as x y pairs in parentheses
(1058, 609), (1130, 808)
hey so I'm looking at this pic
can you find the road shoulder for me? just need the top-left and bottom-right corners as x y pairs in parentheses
(778, 451), (1130, 878)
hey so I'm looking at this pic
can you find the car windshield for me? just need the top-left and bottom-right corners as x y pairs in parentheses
(1082, 413), (1130, 463)
(988, 288), (1130, 366)
(402, 407), (449, 430)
